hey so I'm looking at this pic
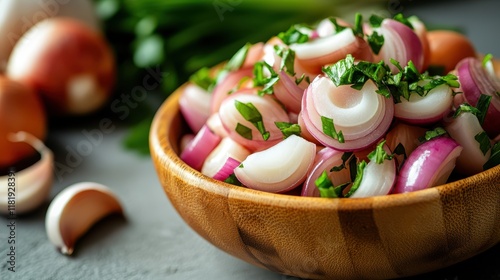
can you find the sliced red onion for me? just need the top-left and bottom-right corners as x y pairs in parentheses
(201, 137), (251, 178)
(212, 157), (241, 181)
(241, 42), (265, 68)
(273, 70), (307, 114)
(394, 82), (453, 125)
(234, 135), (316, 193)
(290, 28), (373, 74)
(350, 144), (396, 198)
(218, 90), (290, 152)
(407, 16), (431, 71)
(301, 76), (394, 151)
(445, 112), (491, 176)
(375, 19), (424, 73)
(457, 57), (500, 137)
(301, 147), (349, 197)
(180, 124), (222, 171)
(179, 84), (212, 133)
(179, 134), (195, 154)
(392, 137), (462, 194)
(210, 67), (254, 114)
(385, 122), (427, 169)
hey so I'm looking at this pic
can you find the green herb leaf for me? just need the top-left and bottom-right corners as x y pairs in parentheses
(483, 142), (500, 170)
(322, 54), (356, 86)
(278, 24), (310, 45)
(475, 132), (492, 156)
(275, 122), (301, 139)
(482, 53), (493, 68)
(368, 140), (393, 164)
(344, 160), (367, 197)
(328, 17), (347, 33)
(320, 116), (344, 143)
(274, 45), (296, 76)
(235, 123), (253, 140)
(330, 152), (354, 172)
(225, 43), (251, 71)
(315, 171), (349, 198)
(224, 173), (242, 186)
(234, 101), (270, 140)
(367, 31), (384, 55)
(253, 61), (279, 95)
(393, 13), (414, 29)
(475, 94), (492, 125)
(353, 13), (364, 37)
(419, 127), (447, 143)
(369, 14), (384, 28)
(189, 67), (216, 92)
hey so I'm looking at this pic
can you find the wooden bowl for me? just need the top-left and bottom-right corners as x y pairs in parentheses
(150, 85), (500, 279)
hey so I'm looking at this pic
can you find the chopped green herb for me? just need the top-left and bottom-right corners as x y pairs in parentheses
(253, 61), (279, 95)
(320, 116), (344, 143)
(454, 103), (481, 118)
(328, 17), (347, 33)
(189, 67), (216, 92)
(295, 73), (310, 85)
(369, 14), (384, 28)
(344, 160), (367, 197)
(393, 13), (414, 29)
(275, 122), (301, 139)
(225, 43), (251, 71)
(368, 140), (393, 164)
(475, 132), (492, 156)
(483, 142), (500, 170)
(234, 101), (270, 140)
(278, 24), (311, 45)
(353, 13), (364, 37)
(348, 154), (357, 182)
(367, 31), (384, 55)
(224, 173), (242, 186)
(235, 123), (253, 140)
(392, 143), (407, 161)
(274, 45), (296, 76)
(322, 54), (356, 86)
(482, 53), (493, 68)
(475, 94), (492, 125)
(315, 171), (349, 198)
(330, 152), (354, 172)
(419, 127), (447, 142)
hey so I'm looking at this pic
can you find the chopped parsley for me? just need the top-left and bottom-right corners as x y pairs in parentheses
(253, 61), (279, 95)
(234, 101), (270, 140)
(320, 116), (345, 143)
(274, 45), (296, 76)
(419, 127), (448, 143)
(344, 160), (367, 197)
(277, 24), (311, 45)
(475, 132), (492, 156)
(224, 173), (242, 186)
(315, 171), (349, 198)
(367, 31), (384, 55)
(482, 53), (494, 68)
(275, 122), (301, 139)
(454, 94), (491, 125)
(330, 152), (354, 172)
(189, 67), (217, 92)
(367, 140), (393, 164)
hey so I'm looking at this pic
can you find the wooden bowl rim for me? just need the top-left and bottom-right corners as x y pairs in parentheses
(150, 83), (500, 211)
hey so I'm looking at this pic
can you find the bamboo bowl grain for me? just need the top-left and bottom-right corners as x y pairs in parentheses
(150, 85), (500, 280)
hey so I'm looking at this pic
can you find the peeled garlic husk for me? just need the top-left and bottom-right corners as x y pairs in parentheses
(45, 182), (123, 255)
(0, 131), (54, 215)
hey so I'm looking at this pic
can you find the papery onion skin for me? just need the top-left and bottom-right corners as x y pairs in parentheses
(392, 137), (462, 194)
(234, 135), (316, 193)
(456, 57), (500, 137)
(180, 125), (221, 171)
(179, 84), (212, 133)
(218, 90), (290, 152)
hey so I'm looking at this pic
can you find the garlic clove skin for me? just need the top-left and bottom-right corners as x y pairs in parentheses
(45, 182), (123, 255)
(0, 131), (54, 215)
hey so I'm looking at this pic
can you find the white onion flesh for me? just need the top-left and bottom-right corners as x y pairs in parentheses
(234, 135), (316, 193)
(394, 83), (453, 124)
(445, 112), (491, 176)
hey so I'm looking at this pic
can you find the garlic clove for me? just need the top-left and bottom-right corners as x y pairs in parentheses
(45, 182), (123, 255)
(0, 131), (54, 215)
